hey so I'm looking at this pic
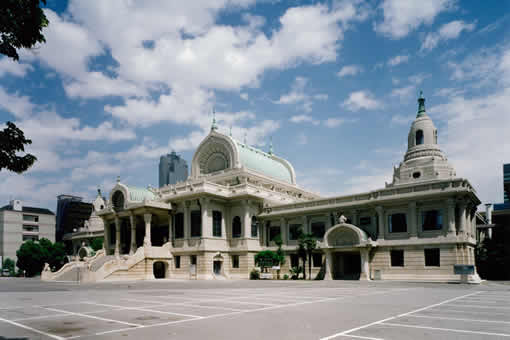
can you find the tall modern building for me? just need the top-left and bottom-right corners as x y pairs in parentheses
(55, 195), (93, 242)
(504, 163), (510, 204)
(0, 200), (55, 264)
(159, 151), (188, 187)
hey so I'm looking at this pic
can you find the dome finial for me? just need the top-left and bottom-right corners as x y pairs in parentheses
(229, 125), (232, 137)
(211, 107), (218, 131)
(243, 131), (247, 145)
(269, 136), (273, 155)
(417, 90), (426, 117)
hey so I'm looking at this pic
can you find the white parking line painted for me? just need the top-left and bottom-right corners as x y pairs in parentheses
(318, 291), (481, 340)
(225, 300), (278, 306)
(180, 303), (246, 312)
(71, 286), (407, 339)
(132, 307), (203, 319)
(0, 315), (65, 340)
(12, 313), (72, 321)
(447, 304), (510, 310)
(407, 314), (510, 324)
(337, 335), (383, 340)
(84, 301), (203, 318)
(427, 307), (510, 316)
(44, 307), (143, 327)
(379, 322), (510, 337)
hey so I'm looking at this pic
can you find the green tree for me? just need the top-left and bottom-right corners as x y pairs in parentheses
(2, 257), (15, 276)
(90, 237), (104, 251)
(0, 0), (49, 61)
(273, 234), (285, 279)
(16, 240), (45, 276)
(0, 122), (37, 173)
(297, 229), (318, 280)
(255, 250), (279, 273)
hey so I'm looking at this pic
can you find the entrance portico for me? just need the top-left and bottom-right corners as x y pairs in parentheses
(323, 220), (374, 280)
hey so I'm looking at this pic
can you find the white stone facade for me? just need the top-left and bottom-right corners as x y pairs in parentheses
(45, 95), (481, 283)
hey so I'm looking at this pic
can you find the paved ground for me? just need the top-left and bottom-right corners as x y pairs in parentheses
(0, 279), (509, 340)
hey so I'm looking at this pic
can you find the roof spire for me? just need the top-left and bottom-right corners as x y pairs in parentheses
(229, 125), (232, 137)
(417, 90), (426, 117)
(243, 132), (247, 145)
(268, 136), (273, 155)
(211, 107), (218, 131)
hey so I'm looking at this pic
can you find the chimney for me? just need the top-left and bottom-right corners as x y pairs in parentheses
(10, 200), (22, 211)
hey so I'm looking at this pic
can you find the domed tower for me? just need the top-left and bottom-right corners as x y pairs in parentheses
(391, 92), (456, 186)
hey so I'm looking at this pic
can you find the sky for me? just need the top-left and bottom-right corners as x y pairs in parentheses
(1, 0), (509, 211)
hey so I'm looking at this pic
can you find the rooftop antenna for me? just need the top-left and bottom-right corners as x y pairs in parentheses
(211, 107), (218, 131)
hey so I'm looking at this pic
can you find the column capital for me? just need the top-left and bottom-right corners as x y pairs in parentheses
(375, 206), (384, 214)
(144, 213), (152, 224)
(199, 197), (210, 205)
(446, 198), (456, 207)
(408, 201), (416, 209)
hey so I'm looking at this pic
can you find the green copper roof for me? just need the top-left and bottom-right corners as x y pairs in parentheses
(127, 186), (156, 202)
(235, 141), (292, 183)
(417, 91), (426, 117)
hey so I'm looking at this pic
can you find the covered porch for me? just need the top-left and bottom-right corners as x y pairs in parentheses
(323, 219), (375, 280)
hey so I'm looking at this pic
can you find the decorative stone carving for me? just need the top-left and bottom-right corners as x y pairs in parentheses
(328, 228), (359, 247)
(338, 215), (348, 224)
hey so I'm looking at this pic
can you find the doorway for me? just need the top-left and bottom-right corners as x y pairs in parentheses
(153, 261), (166, 279)
(332, 252), (361, 280)
(213, 261), (222, 276)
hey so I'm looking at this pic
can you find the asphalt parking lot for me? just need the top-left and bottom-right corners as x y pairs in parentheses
(0, 279), (509, 340)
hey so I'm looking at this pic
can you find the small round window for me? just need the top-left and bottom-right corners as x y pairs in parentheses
(412, 172), (421, 179)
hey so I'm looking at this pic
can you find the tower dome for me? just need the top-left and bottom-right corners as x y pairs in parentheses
(391, 92), (456, 186)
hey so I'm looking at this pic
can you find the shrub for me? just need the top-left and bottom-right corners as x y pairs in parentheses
(283, 274), (289, 280)
(90, 237), (104, 251)
(290, 266), (302, 280)
(250, 268), (260, 280)
(2, 257), (15, 276)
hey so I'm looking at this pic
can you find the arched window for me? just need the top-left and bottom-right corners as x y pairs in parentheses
(232, 216), (241, 238)
(251, 216), (258, 237)
(415, 130), (424, 145)
(112, 191), (124, 212)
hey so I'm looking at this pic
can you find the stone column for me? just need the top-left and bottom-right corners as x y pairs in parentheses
(324, 250), (333, 280)
(168, 213), (173, 248)
(351, 209), (358, 226)
(143, 213), (152, 247)
(103, 218), (110, 255)
(470, 207), (476, 240)
(280, 217), (287, 245)
(360, 249), (370, 280)
(458, 202), (467, 236)
(376, 206), (385, 240)
(243, 200), (251, 238)
(114, 217), (121, 257)
(222, 207), (227, 239)
(302, 216), (309, 234)
(446, 198), (456, 235)
(129, 214), (137, 255)
(184, 201), (191, 245)
(200, 198), (210, 238)
(408, 202), (417, 238)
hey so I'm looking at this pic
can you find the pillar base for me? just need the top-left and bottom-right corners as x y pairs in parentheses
(359, 272), (371, 281)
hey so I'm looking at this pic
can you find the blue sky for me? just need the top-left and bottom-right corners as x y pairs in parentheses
(1, 0), (509, 211)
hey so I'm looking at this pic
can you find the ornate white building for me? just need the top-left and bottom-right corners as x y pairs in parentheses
(43, 94), (481, 283)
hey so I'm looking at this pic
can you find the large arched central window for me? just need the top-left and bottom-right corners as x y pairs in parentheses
(112, 191), (125, 212)
(232, 216), (241, 238)
(415, 130), (424, 145)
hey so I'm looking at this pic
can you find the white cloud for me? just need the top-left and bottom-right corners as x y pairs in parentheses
(375, 0), (456, 39)
(337, 64), (363, 77)
(0, 58), (33, 77)
(240, 92), (249, 100)
(428, 45), (510, 204)
(421, 20), (476, 51)
(342, 90), (381, 111)
(275, 76), (327, 112)
(388, 54), (409, 67)
(289, 114), (320, 125)
(391, 85), (415, 100)
(0, 88), (36, 119)
(323, 118), (346, 128)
